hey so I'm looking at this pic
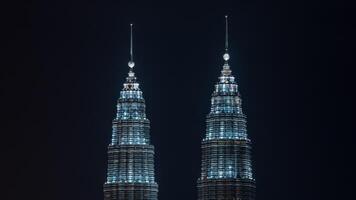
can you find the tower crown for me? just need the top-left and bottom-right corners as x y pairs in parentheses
(123, 24), (140, 91)
(219, 15), (234, 82)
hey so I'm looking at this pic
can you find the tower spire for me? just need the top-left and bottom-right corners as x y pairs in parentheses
(128, 23), (135, 69)
(223, 15), (230, 62)
(225, 15), (228, 52)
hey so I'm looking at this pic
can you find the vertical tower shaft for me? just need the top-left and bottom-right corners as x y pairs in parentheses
(104, 24), (158, 200)
(197, 16), (256, 200)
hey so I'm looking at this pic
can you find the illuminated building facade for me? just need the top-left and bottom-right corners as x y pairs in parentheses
(197, 16), (256, 200)
(103, 24), (158, 200)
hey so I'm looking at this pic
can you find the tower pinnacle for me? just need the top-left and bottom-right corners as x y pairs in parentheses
(128, 23), (135, 68)
(223, 15), (230, 62)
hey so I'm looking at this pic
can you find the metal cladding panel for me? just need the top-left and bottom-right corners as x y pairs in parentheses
(197, 179), (255, 200)
(104, 183), (158, 200)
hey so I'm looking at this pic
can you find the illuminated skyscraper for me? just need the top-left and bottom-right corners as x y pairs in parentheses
(104, 24), (158, 200)
(197, 16), (256, 200)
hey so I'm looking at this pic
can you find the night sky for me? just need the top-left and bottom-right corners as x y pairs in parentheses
(3, 0), (354, 200)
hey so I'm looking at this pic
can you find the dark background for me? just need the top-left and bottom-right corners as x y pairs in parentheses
(2, 0), (354, 200)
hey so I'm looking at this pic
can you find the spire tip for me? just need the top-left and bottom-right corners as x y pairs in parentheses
(128, 23), (135, 68)
(223, 15), (230, 61)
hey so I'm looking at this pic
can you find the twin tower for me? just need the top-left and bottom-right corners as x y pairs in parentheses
(103, 16), (256, 200)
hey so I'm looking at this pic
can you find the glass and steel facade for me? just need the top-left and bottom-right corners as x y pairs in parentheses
(104, 69), (158, 200)
(197, 57), (256, 199)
